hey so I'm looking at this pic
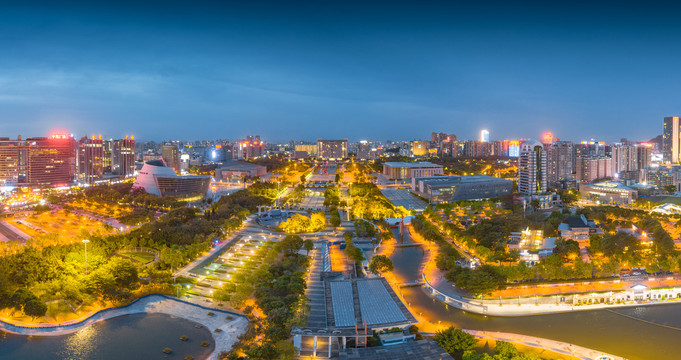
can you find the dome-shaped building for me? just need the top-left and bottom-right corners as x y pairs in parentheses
(133, 160), (210, 199)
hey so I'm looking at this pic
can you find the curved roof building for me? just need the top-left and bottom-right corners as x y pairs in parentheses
(133, 160), (210, 199)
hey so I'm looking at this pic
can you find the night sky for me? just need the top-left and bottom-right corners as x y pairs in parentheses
(0, 1), (679, 142)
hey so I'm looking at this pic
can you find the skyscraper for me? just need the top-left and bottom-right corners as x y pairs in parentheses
(546, 141), (574, 186)
(663, 116), (681, 163)
(0, 137), (27, 186)
(77, 135), (104, 184)
(112, 136), (136, 176)
(637, 144), (652, 170)
(518, 140), (547, 195)
(611, 144), (638, 175)
(234, 136), (265, 160)
(161, 142), (180, 174)
(576, 156), (612, 183)
(480, 129), (490, 143)
(27, 134), (77, 187)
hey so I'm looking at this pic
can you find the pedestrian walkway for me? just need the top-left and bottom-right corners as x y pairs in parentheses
(465, 330), (625, 360)
(305, 247), (328, 328)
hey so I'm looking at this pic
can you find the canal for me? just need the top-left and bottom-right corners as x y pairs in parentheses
(390, 228), (681, 360)
(0, 313), (215, 360)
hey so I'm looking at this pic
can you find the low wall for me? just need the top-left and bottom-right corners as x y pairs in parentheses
(0, 294), (247, 336)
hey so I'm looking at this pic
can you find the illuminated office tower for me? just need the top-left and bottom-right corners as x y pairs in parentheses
(480, 129), (490, 143)
(518, 140), (547, 195)
(77, 135), (104, 184)
(663, 116), (681, 163)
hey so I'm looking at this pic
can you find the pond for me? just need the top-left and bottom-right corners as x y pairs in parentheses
(0, 313), (215, 360)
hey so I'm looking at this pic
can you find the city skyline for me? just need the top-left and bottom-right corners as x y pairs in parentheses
(1, 1), (680, 142)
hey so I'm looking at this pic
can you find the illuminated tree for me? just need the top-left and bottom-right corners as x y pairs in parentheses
(368, 255), (394, 275)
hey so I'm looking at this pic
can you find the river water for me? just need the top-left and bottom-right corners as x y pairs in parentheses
(390, 229), (681, 360)
(0, 313), (215, 360)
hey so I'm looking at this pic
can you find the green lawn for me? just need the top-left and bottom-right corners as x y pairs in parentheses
(645, 196), (681, 205)
(125, 252), (156, 264)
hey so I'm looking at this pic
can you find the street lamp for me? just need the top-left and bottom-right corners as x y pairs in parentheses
(82, 239), (90, 275)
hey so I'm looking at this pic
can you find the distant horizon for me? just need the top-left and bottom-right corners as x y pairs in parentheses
(0, 129), (665, 145)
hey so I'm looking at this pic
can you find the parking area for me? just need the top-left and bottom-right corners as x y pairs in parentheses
(380, 188), (427, 211)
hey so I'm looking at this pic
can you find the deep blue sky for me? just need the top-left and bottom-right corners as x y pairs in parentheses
(0, 1), (678, 142)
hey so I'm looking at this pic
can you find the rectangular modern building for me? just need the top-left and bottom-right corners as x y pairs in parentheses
(383, 162), (443, 180)
(546, 141), (574, 186)
(77, 135), (104, 184)
(579, 181), (637, 204)
(112, 136), (136, 176)
(518, 140), (547, 195)
(214, 160), (267, 181)
(317, 139), (348, 160)
(27, 135), (77, 187)
(235, 135), (265, 160)
(575, 156), (612, 183)
(412, 175), (513, 203)
(663, 116), (681, 163)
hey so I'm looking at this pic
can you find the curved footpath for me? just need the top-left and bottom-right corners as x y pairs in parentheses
(425, 271), (681, 316)
(0, 294), (249, 360)
(463, 330), (624, 360)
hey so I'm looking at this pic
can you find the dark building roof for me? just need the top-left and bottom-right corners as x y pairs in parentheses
(340, 339), (454, 360)
(145, 159), (166, 167)
(565, 216), (588, 228)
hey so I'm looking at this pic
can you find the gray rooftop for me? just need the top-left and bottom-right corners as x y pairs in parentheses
(383, 161), (442, 168)
(356, 279), (408, 325)
(326, 278), (416, 329)
(217, 160), (266, 170)
(414, 174), (511, 186)
(340, 339), (454, 360)
(329, 281), (355, 327)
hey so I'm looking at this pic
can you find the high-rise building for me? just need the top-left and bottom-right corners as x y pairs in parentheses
(480, 129), (490, 143)
(508, 140), (521, 157)
(637, 144), (652, 170)
(576, 156), (612, 183)
(26, 134), (77, 187)
(234, 136), (265, 160)
(518, 140), (547, 195)
(431, 132), (449, 144)
(161, 142), (180, 173)
(77, 135), (104, 184)
(611, 144), (638, 175)
(317, 139), (348, 160)
(546, 141), (574, 186)
(112, 136), (136, 176)
(102, 140), (113, 173)
(663, 116), (681, 163)
(463, 141), (492, 158)
(0, 137), (27, 186)
(493, 140), (509, 157)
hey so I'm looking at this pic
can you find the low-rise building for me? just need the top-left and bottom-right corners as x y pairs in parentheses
(383, 161), (443, 180)
(579, 180), (638, 204)
(411, 175), (512, 203)
(558, 215), (603, 242)
(214, 160), (267, 181)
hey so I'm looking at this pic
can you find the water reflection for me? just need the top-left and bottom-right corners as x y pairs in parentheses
(1, 313), (214, 360)
(61, 325), (98, 360)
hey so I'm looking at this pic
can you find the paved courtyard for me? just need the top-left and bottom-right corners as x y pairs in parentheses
(380, 188), (427, 211)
